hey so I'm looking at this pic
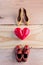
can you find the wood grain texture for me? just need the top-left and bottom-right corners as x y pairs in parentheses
(0, 0), (43, 64)
(0, 0), (43, 24)
(0, 25), (43, 49)
(0, 48), (43, 65)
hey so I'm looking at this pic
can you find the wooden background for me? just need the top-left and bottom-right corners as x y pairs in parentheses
(0, 25), (43, 65)
(0, 25), (43, 49)
(0, 0), (43, 65)
(0, 0), (43, 24)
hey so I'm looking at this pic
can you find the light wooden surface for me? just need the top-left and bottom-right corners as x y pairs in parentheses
(0, 48), (43, 65)
(0, 0), (43, 24)
(0, 0), (43, 64)
(0, 24), (43, 65)
(0, 25), (43, 49)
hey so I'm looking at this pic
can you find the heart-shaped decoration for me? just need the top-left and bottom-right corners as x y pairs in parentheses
(14, 28), (30, 40)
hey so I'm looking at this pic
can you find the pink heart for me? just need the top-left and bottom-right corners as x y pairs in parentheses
(14, 28), (30, 40)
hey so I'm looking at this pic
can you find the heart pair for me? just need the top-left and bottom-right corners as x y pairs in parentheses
(14, 28), (30, 40)
(15, 45), (30, 62)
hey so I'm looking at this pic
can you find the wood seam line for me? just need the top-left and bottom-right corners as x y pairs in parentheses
(0, 42), (43, 49)
(0, 44), (43, 49)
(0, 24), (43, 26)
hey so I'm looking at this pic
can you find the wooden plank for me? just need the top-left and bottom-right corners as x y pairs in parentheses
(0, 25), (43, 49)
(0, 0), (43, 24)
(0, 48), (43, 65)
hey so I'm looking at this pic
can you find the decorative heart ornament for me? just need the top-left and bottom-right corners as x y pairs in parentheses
(14, 28), (30, 40)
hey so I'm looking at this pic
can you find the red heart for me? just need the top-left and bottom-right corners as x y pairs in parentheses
(14, 28), (30, 40)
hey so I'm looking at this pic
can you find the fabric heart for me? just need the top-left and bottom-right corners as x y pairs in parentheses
(14, 28), (30, 40)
